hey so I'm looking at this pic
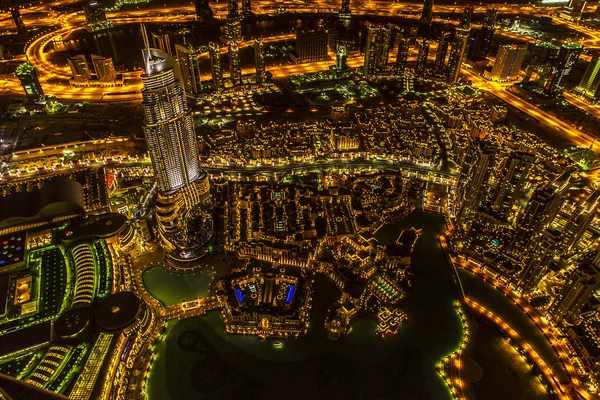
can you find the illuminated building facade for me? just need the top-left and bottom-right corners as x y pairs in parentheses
(446, 29), (470, 84)
(484, 44), (527, 81)
(456, 142), (497, 222)
(415, 40), (430, 78)
(242, 0), (252, 15)
(224, 17), (243, 43)
(434, 32), (450, 77)
(364, 24), (391, 78)
(575, 54), (600, 102)
(140, 38), (200, 192)
(552, 262), (600, 321)
(339, 0), (351, 20)
(492, 151), (534, 218)
(254, 38), (266, 84)
(396, 38), (408, 75)
(420, 0), (433, 24)
(294, 30), (329, 63)
(91, 55), (117, 82)
(467, 8), (497, 61)
(68, 55), (93, 84)
(543, 43), (582, 96)
(561, 192), (599, 253)
(152, 32), (172, 55)
(228, 42), (242, 86)
(519, 229), (560, 293)
(15, 61), (45, 103)
(209, 42), (223, 89)
(175, 44), (202, 95)
(228, 0), (239, 18)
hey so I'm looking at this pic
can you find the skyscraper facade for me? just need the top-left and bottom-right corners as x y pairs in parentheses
(176, 44), (202, 95)
(295, 30), (329, 63)
(141, 43), (201, 192)
(420, 0), (433, 24)
(484, 44), (527, 81)
(395, 38), (408, 75)
(551, 262), (600, 321)
(575, 54), (600, 101)
(15, 61), (44, 103)
(152, 32), (172, 55)
(254, 38), (266, 85)
(91, 55), (117, 82)
(519, 229), (561, 293)
(84, 1), (111, 31)
(446, 29), (470, 84)
(492, 151), (535, 218)
(229, 42), (242, 86)
(363, 24), (390, 78)
(434, 32), (450, 77)
(543, 43), (582, 96)
(415, 40), (430, 78)
(209, 42), (223, 89)
(339, 0), (351, 20)
(460, 5), (474, 29)
(242, 0), (252, 15)
(457, 142), (498, 222)
(467, 8), (497, 61)
(195, 0), (213, 20)
(228, 0), (239, 18)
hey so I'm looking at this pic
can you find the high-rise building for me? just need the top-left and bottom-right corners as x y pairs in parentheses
(363, 24), (391, 78)
(492, 152), (535, 218)
(467, 8), (497, 61)
(10, 8), (27, 35)
(561, 191), (599, 253)
(254, 38), (266, 85)
(484, 44), (527, 81)
(446, 29), (470, 84)
(575, 54), (600, 101)
(229, 42), (242, 86)
(68, 55), (93, 84)
(209, 42), (223, 89)
(568, 0), (587, 13)
(519, 229), (561, 293)
(176, 44), (202, 95)
(195, 0), (213, 20)
(420, 0), (433, 24)
(83, 1), (111, 31)
(415, 40), (430, 78)
(395, 38), (409, 75)
(543, 43), (582, 96)
(91, 55), (117, 82)
(329, 45), (352, 78)
(523, 42), (559, 84)
(460, 5), (474, 29)
(152, 32), (172, 55)
(551, 262), (600, 321)
(434, 32), (450, 76)
(15, 61), (44, 103)
(224, 17), (243, 43)
(228, 0), (239, 18)
(457, 142), (498, 222)
(295, 30), (329, 63)
(140, 32), (201, 193)
(511, 182), (568, 252)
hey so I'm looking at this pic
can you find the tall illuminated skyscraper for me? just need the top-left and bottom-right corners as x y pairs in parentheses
(492, 151), (535, 218)
(140, 32), (200, 192)
(446, 29), (469, 84)
(209, 42), (223, 89)
(415, 40), (430, 78)
(467, 8), (497, 61)
(84, 1), (111, 31)
(15, 61), (44, 103)
(575, 54), (600, 101)
(420, 0), (433, 24)
(339, 0), (351, 20)
(434, 32), (450, 77)
(229, 42), (242, 86)
(460, 5), (474, 29)
(242, 0), (252, 15)
(519, 229), (561, 293)
(543, 43), (582, 96)
(364, 24), (390, 78)
(551, 261), (600, 321)
(255, 38), (266, 84)
(484, 44), (527, 81)
(176, 44), (202, 96)
(395, 38), (408, 75)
